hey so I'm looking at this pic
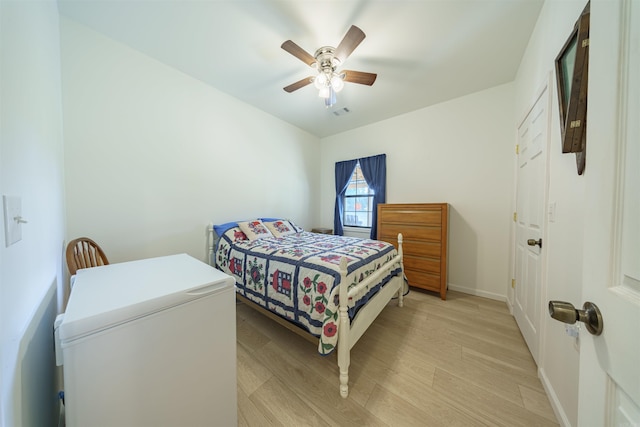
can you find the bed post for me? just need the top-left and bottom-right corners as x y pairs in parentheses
(337, 256), (350, 398)
(397, 233), (404, 308)
(207, 224), (215, 266)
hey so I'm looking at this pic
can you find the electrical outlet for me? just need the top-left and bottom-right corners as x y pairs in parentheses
(3, 195), (23, 247)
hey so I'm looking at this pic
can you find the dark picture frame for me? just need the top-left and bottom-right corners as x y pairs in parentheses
(554, 2), (590, 174)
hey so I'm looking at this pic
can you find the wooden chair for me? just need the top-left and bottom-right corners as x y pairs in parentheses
(66, 237), (109, 276)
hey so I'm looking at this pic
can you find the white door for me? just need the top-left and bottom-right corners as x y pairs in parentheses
(514, 84), (549, 364)
(576, 0), (640, 424)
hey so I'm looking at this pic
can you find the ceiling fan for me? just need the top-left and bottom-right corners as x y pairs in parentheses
(281, 25), (377, 107)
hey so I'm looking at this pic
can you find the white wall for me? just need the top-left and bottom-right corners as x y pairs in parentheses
(60, 18), (321, 265)
(512, 1), (589, 425)
(320, 83), (516, 300)
(0, 1), (66, 426)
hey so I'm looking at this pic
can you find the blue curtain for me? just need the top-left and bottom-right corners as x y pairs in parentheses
(359, 154), (386, 239)
(333, 159), (358, 236)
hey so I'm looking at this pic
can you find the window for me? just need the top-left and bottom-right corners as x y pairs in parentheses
(334, 154), (385, 237)
(343, 162), (374, 228)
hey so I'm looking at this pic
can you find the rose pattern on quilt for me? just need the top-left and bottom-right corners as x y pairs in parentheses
(300, 274), (329, 315)
(279, 246), (316, 258)
(257, 241), (283, 252)
(323, 322), (337, 338)
(273, 221), (291, 233)
(248, 221), (269, 235)
(342, 245), (375, 256)
(362, 241), (387, 249)
(214, 228), (401, 355)
(314, 242), (341, 250)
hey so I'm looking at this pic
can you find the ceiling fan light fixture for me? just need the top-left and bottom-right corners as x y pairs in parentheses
(314, 72), (327, 89)
(318, 86), (330, 98)
(331, 74), (345, 92)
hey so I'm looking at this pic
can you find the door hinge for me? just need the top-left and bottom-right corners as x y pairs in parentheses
(515, 144), (519, 154)
(512, 279), (516, 288)
(513, 212), (517, 222)
(582, 38), (590, 48)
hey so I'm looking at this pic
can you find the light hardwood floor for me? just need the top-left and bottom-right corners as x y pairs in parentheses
(236, 289), (559, 426)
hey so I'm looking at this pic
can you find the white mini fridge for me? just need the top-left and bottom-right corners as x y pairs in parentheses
(57, 253), (237, 426)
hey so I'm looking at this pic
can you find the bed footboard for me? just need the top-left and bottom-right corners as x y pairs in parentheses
(337, 233), (404, 398)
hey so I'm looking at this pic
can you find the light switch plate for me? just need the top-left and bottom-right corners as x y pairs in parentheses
(3, 195), (22, 247)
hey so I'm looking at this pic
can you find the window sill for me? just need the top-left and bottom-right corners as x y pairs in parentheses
(343, 226), (371, 232)
(342, 226), (371, 239)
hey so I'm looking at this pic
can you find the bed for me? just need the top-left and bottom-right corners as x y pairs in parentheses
(207, 218), (405, 397)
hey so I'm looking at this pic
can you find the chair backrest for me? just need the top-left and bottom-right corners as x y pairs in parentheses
(66, 237), (109, 276)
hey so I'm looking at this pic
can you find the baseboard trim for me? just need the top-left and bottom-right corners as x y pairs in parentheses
(538, 367), (572, 427)
(447, 282), (507, 302)
(505, 297), (514, 315)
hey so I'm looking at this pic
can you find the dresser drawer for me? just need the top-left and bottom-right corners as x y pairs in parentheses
(400, 241), (441, 258)
(378, 209), (442, 226)
(404, 269), (441, 292)
(380, 239), (441, 259)
(403, 254), (441, 274)
(379, 224), (442, 242)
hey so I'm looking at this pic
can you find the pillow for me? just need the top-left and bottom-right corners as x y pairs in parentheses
(213, 221), (239, 237)
(264, 220), (297, 238)
(261, 218), (304, 233)
(287, 220), (304, 233)
(238, 220), (273, 241)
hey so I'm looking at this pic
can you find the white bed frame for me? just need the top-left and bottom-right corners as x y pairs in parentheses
(207, 225), (404, 398)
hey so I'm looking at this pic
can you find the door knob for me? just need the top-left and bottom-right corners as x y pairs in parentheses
(527, 238), (542, 248)
(548, 300), (603, 336)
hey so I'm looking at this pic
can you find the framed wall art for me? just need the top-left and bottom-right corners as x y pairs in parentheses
(555, 1), (590, 174)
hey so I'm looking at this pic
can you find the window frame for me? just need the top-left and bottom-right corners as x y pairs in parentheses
(342, 161), (375, 229)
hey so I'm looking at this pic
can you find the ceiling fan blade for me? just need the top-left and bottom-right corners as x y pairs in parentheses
(283, 76), (314, 93)
(342, 70), (377, 86)
(281, 40), (316, 66)
(334, 25), (366, 63)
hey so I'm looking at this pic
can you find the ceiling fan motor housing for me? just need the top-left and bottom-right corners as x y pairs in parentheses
(314, 46), (340, 73)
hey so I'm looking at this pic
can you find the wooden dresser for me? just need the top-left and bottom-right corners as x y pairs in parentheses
(377, 203), (449, 300)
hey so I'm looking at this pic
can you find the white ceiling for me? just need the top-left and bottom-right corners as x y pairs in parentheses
(57, 0), (543, 138)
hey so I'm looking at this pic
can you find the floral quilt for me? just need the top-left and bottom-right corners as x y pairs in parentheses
(215, 229), (402, 355)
